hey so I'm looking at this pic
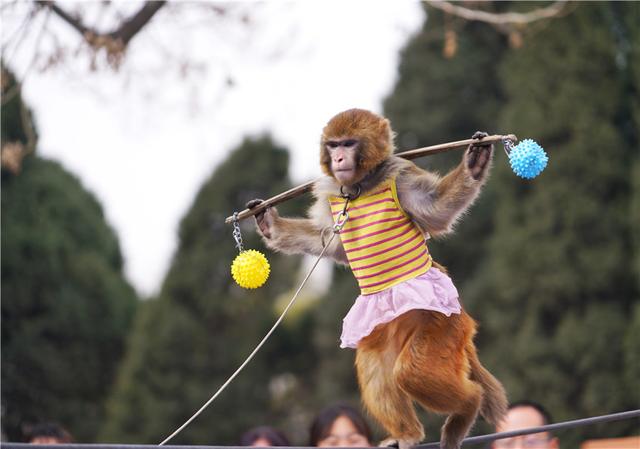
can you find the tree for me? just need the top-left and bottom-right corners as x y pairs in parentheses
(100, 136), (316, 444)
(308, 266), (362, 414)
(382, 1), (639, 445)
(0, 0), (279, 116)
(482, 2), (639, 445)
(0, 67), (37, 173)
(383, 3), (508, 295)
(0, 1), (249, 72)
(1, 69), (138, 441)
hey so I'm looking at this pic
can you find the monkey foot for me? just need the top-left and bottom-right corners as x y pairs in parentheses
(379, 438), (420, 449)
(439, 436), (463, 449)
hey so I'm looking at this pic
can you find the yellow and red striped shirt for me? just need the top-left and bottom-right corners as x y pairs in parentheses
(329, 177), (432, 295)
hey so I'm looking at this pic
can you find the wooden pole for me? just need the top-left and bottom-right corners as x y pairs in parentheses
(224, 134), (516, 224)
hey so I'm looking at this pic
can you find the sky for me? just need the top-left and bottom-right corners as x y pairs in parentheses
(2, 1), (425, 296)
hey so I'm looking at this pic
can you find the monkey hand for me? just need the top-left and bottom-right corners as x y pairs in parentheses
(465, 131), (494, 180)
(246, 199), (278, 239)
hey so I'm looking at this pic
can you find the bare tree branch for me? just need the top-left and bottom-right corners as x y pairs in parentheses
(424, 1), (572, 25)
(109, 1), (167, 45)
(1, 6), (51, 106)
(43, 1), (90, 36)
(1, 0), (256, 101)
(36, 0), (166, 68)
(41, 1), (166, 43)
(1, 4), (40, 59)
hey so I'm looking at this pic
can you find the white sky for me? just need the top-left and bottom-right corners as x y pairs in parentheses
(2, 1), (425, 296)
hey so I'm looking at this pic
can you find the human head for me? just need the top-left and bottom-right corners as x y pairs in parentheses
(309, 403), (372, 447)
(26, 423), (73, 444)
(492, 401), (559, 449)
(239, 426), (290, 447)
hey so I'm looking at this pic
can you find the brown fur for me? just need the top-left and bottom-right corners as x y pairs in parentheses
(249, 109), (507, 449)
(356, 298), (506, 449)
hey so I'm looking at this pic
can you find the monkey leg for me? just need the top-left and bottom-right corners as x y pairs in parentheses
(439, 391), (481, 449)
(392, 310), (483, 449)
(356, 321), (425, 449)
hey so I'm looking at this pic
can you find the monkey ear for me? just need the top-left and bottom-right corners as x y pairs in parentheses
(380, 119), (393, 145)
(319, 136), (332, 177)
(356, 118), (394, 174)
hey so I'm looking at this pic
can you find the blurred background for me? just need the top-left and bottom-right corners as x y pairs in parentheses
(1, 1), (638, 448)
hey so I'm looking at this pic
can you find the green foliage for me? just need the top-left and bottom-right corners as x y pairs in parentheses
(1, 154), (138, 441)
(485, 4), (639, 446)
(623, 303), (640, 406)
(309, 267), (360, 401)
(622, 2), (640, 287)
(380, 1), (639, 446)
(100, 136), (318, 444)
(383, 6), (509, 296)
(385, 5), (507, 152)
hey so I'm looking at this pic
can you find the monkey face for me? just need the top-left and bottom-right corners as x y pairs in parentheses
(320, 109), (395, 186)
(326, 138), (361, 185)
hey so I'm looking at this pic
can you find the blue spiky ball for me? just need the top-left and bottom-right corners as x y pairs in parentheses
(508, 139), (548, 179)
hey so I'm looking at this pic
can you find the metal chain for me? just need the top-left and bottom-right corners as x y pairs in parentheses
(322, 193), (353, 247)
(502, 136), (515, 157)
(232, 212), (244, 252)
(332, 184), (360, 234)
(334, 196), (350, 233)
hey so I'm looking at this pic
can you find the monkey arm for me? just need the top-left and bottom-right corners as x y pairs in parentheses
(265, 215), (323, 253)
(396, 149), (491, 236)
(250, 200), (348, 264)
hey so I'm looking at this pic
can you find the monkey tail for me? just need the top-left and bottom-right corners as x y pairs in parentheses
(466, 345), (508, 426)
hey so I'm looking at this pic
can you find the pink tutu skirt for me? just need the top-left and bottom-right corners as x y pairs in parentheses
(340, 267), (461, 349)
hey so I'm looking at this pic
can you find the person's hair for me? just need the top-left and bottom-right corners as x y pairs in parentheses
(309, 403), (372, 446)
(25, 422), (74, 443)
(508, 400), (554, 425)
(239, 426), (290, 446)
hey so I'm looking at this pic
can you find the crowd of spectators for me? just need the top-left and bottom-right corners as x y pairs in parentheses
(239, 403), (372, 447)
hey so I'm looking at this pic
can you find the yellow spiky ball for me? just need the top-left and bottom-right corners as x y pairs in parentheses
(231, 250), (270, 289)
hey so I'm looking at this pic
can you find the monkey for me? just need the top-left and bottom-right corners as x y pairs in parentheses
(247, 109), (507, 449)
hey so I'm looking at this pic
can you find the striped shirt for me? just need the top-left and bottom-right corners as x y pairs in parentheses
(329, 177), (432, 295)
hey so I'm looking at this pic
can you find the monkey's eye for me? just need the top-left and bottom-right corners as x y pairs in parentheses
(343, 139), (358, 147)
(326, 141), (340, 149)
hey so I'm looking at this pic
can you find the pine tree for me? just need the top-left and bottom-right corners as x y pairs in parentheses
(100, 136), (313, 444)
(1, 69), (138, 441)
(483, 2), (639, 445)
(380, 2), (639, 444)
(383, 4), (509, 303)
